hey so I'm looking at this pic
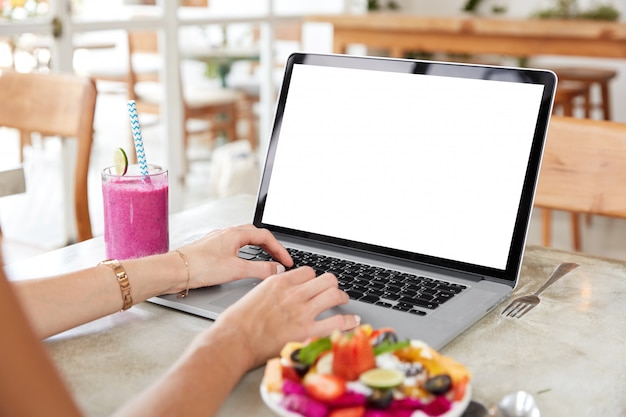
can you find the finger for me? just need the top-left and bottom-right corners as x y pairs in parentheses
(235, 227), (293, 267)
(234, 264), (311, 285)
(308, 285), (350, 314)
(243, 261), (286, 279)
(296, 272), (341, 300)
(309, 314), (362, 338)
(274, 266), (316, 283)
(251, 230), (293, 266)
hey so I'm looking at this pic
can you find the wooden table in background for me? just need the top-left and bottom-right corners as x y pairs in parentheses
(305, 14), (626, 59)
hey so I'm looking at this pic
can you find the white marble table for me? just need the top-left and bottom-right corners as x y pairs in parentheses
(4, 195), (626, 416)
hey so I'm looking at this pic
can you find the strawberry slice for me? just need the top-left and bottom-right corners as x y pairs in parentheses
(282, 365), (302, 383)
(304, 373), (346, 402)
(328, 405), (366, 417)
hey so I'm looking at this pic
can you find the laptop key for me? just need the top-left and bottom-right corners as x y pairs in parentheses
(386, 283), (403, 292)
(338, 281), (352, 290)
(257, 253), (272, 261)
(421, 288), (438, 297)
(346, 290), (365, 300)
(392, 303), (412, 312)
(338, 276), (356, 285)
(422, 281), (439, 290)
(366, 288), (384, 297)
(409, 309), (427, 316)
(438, 283), (466, 293)
(436, 292), (453, 300)
(360, 295), (380, 304)
(401, 289), (418, 298)
(352, 284), (369, 293)
(414, 299), (439, 309)
(239, 245), (263, 254)
(432, 295), (452, 305)
(238, 252), (257, 260)
(353, 277), (371, 286)
(400, 296), (438, 310)
(369, 280), (386, 290)
(382, 292), (401, 301)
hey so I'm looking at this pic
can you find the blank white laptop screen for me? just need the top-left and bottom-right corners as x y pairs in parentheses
(261, 63), (545, 271)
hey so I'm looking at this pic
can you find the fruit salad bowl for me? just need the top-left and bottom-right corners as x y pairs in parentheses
(261, 325), (472, 417)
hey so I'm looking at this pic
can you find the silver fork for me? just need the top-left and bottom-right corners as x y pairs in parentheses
(502, 262), (580, 318)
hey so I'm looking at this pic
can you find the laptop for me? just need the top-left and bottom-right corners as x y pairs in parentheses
(151, 53), (556, 349)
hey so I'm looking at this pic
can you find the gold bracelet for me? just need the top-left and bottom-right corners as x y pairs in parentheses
(98, 259), (133, 311)
(175, 249), (191, 298)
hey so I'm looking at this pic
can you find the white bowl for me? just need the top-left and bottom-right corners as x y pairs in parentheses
(260, 382), (472, 417)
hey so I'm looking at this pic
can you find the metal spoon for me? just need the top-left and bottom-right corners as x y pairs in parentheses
(496, 391), (540, 417)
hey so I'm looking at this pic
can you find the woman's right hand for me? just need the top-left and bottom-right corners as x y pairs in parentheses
(211, 266), (361, 370)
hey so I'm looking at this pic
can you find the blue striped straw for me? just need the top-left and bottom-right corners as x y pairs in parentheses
(127, 100), (149, 177)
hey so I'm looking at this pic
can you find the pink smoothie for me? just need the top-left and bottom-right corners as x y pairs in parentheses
(102, 167), (169, 260)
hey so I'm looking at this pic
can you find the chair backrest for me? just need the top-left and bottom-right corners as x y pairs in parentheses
(128, 30), (159, 55)
(126, 30), (166, 114)
(0, 70), (97, 241)
(534, 115), (626, 219)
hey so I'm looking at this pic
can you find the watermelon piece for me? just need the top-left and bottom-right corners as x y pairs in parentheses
(332, 326), (376, 381)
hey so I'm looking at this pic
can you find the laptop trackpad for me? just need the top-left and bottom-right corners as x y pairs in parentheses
(210, 281), (259, 308)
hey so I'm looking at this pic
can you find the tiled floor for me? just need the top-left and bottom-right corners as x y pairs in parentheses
(1, 82), (625, 266)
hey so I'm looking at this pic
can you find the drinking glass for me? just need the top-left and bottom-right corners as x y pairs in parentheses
(102, 164), (169, 260)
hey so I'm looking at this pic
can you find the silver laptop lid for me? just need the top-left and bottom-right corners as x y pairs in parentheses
(253, 53), (556, 285)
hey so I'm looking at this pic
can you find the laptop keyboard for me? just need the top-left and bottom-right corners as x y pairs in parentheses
(238, 245), (467, 316)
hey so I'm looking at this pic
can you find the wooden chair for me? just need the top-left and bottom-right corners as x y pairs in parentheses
(0, 167), (26, 241)
(552, 66), (617, 121)
(546, 80), (591, 250)
(552, 80), (588, 117)
(534, 116), (626, 251)
(0, 70), (97, 242)
(127, 31), (241, 171)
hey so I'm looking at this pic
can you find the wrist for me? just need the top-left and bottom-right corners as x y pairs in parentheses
(200, 321), (257, 373)
(98, 259), (133, 311)
(174, 249), (191, 298)
(122, 251), (189, 302)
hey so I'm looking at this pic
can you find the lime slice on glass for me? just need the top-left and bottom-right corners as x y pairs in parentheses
(113, 147), (128, 175)
(359, 368), (404, 389)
